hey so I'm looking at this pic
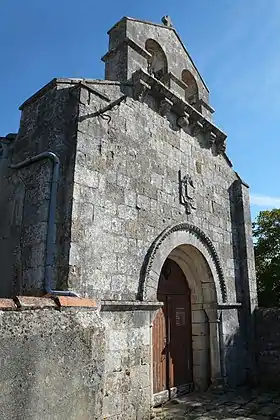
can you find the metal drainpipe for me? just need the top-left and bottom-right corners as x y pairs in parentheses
(10, 152), (79, 297)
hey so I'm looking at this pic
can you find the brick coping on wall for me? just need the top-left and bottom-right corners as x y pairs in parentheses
(0, 296), (97, 311)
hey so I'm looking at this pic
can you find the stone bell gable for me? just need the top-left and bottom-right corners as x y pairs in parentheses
(102, 16), (225, 154)
(102, 16), (214, 121)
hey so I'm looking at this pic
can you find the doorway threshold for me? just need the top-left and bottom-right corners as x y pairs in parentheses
(153, 383), (194, 407)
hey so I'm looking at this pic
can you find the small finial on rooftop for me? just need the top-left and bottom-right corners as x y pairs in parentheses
(161, 15), (173, 27)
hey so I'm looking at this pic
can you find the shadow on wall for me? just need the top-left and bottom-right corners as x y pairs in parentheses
(222, 321), (247, 387)
(226, 180), (257, 386)
(0, 84), (79, 298)
(254, 307), (280, 389)
(225, 182), (280, 389)
(218, 307), (280, 391)
(0, 169), (25, 297)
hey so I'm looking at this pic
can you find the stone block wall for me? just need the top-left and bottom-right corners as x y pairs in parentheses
(0, 296), (105, 420)
(0, 135), (24, 297)
(0, 296), (156, 420)
(222, 308), (247, 386)
(69, 79), (247, 306)
(100, 303), (155, 419)
(0, 60), (256, 315)
(255, 308), (280, 387)
(0, 81), (79, 297)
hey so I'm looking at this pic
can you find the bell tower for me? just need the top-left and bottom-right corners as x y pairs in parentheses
(101, 16), (215, 121)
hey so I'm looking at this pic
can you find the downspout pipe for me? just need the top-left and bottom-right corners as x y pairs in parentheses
(10, 152), (79, 297)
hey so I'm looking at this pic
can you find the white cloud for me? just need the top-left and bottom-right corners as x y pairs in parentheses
(250, 194), (280, 208)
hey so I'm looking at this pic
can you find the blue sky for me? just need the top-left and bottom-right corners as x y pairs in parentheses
(1, 0), (279, 220)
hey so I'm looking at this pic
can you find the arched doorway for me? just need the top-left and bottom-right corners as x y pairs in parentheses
(153, 258), (194, 404)
(141, 224), (225, 405)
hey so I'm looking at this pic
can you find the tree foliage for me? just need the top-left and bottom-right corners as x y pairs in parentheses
(252, 209), (280, 307)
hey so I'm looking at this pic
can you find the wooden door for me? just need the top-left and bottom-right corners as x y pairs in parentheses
(152, 294), (167, 394)
(168, 294), (193, 389)
(153, 259), (193, 397)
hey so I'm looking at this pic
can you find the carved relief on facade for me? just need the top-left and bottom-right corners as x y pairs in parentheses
(179, 170), (196, 214)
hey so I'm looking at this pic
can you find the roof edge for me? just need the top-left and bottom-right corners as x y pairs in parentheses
(235, 171), (250, 188)
(19, 78), (132, 110)
(19, 78), (68, 110)
(171, 28), (209, 92)
(107, 16), (173, 34)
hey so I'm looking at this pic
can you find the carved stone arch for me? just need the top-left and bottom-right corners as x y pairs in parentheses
(145, 39), (168, 82)
(182, 69), (200, 110)
(138, 223), (227, 303)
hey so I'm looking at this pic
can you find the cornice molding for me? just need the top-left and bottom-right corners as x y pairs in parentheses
(132, 68), (227, 154)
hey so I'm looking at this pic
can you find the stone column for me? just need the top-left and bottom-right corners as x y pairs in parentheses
(191, 305), (208, 390)
(205, 308), (223, 386)
(232, 178), (257, 311)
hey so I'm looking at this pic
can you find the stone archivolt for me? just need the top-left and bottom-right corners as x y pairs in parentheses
(139, 222), (228, 303)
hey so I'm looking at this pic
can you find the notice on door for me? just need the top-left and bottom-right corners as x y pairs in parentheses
(175, 308), (186, 326)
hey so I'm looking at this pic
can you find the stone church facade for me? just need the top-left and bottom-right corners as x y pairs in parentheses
(0, 16), (257, 420)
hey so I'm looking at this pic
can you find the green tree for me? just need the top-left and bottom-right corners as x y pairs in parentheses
(252, 209), (280, 307)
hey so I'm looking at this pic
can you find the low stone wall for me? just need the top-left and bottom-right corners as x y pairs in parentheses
(0, 296), (156, 420)
(100, 302), (154, 420)
(255, 307), (280, 387)
(0, 296), (105, 420)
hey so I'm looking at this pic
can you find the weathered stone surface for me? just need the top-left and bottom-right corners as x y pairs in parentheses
(0, 82), (80, 297)
(100, 307), (152, 419)
(255, 308), (280, 387)
(0, 307), (105, 420)
(0, 298), (17, 310)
